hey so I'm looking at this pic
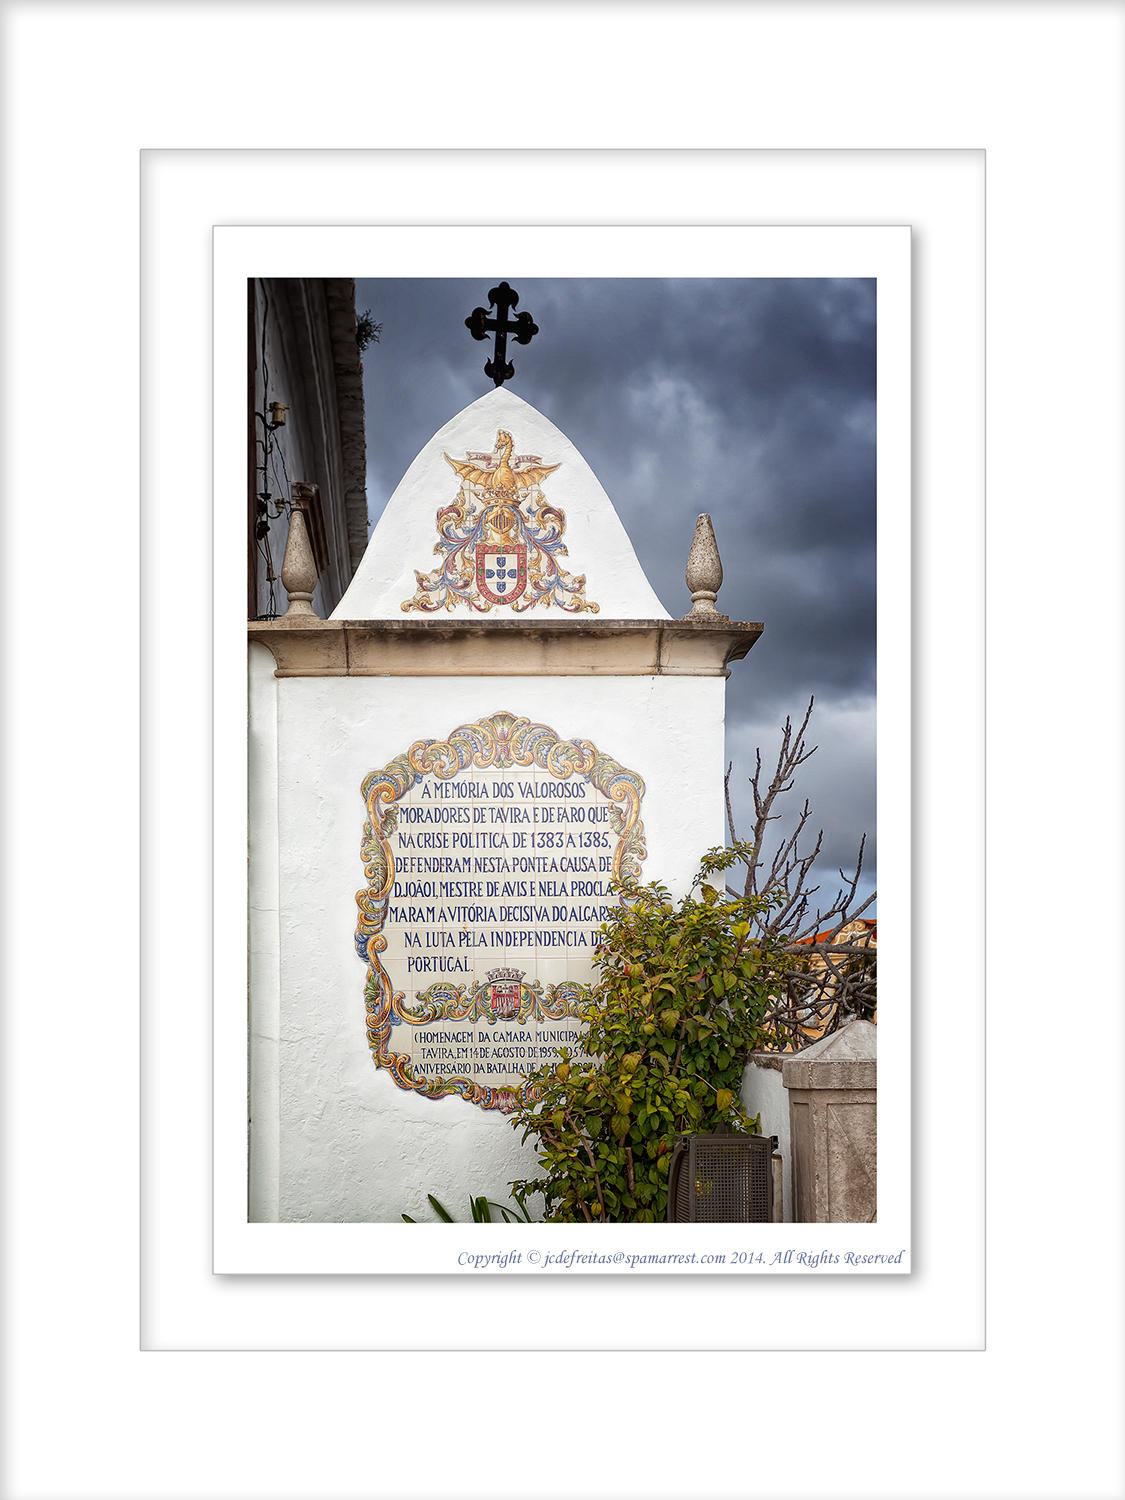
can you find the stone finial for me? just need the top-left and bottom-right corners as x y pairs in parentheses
(683, 512), (727, 619)
(279, 484), (321, 620)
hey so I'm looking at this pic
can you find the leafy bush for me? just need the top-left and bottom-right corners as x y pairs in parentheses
(510, 845), (785, 1223)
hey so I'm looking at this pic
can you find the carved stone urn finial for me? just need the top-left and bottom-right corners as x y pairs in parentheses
(279, 482), (322, 620)
(684, 512), (727, 619)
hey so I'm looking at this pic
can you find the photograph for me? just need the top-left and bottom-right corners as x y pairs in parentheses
(246, 273), (882, 1232)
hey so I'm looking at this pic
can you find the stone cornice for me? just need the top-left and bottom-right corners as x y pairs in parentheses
(248, 617), (764, 678)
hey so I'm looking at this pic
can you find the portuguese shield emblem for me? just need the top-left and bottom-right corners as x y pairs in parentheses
(476, 543), (527, 606)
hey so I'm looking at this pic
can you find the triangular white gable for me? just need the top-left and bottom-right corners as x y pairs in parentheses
(331, 388), (669, 621)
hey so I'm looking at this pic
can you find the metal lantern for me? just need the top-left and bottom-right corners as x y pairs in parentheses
(666, 1132), (775, 1223)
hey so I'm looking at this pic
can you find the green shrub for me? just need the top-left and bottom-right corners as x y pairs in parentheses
(510, 845), (785, 1223)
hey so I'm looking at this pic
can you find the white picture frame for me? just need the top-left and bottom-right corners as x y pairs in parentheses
(4, 3), (1121, 1496)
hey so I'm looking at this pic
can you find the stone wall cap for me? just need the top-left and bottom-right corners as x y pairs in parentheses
(746, 1051), (785, 1072)
(797, 1019), (877, 1064)
(251, 617), (765, 635)
(248, 616), (764, 678)
(781, 1020), (877, 1090)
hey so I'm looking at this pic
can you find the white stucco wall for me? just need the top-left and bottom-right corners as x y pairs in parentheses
(247, 383), (756, 1223)
(247, 644), (281, 1220)
(250, 672), (728, 1222)
(741, 1057), (792, 1222)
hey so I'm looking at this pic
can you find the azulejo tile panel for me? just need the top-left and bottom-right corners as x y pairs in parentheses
(355, 710), (646, 1111)
(401, 428), (599, 614)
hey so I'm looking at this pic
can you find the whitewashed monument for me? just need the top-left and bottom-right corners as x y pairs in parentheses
(247, 293), (762, 1221)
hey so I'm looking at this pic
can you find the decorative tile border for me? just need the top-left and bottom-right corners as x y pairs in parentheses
(355, 710), (646, 1111)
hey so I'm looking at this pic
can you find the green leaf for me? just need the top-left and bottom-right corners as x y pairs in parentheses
(427, 1194), (455, 1223)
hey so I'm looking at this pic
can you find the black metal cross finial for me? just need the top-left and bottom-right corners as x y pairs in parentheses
(465, 281), (539, 388)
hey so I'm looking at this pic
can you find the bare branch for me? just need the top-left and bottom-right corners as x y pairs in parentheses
(724, 762), (737, 847)
(728, 699), (876, 1050)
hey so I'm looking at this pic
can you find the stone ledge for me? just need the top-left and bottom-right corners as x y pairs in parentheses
(248, 617), (764, 678)
(746, 1051), (785, 1072)
(782, 1061), (877, 1091)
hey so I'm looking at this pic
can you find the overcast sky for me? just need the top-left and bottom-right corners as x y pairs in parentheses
(353, 277), (876, 918)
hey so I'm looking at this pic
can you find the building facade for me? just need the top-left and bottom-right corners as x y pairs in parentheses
(248, 278), (368, 619)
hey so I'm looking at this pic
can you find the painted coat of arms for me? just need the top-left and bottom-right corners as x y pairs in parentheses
(401, 428), (599, 613)
(482, 967), (524, 1020)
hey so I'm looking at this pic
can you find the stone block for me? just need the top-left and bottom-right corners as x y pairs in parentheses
(782, 1019), (876, 1223)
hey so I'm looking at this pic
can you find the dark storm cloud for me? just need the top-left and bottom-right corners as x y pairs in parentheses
(354, 277), (877, 912)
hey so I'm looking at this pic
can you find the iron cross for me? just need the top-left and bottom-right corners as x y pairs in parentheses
(465, 281), (539, 388)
